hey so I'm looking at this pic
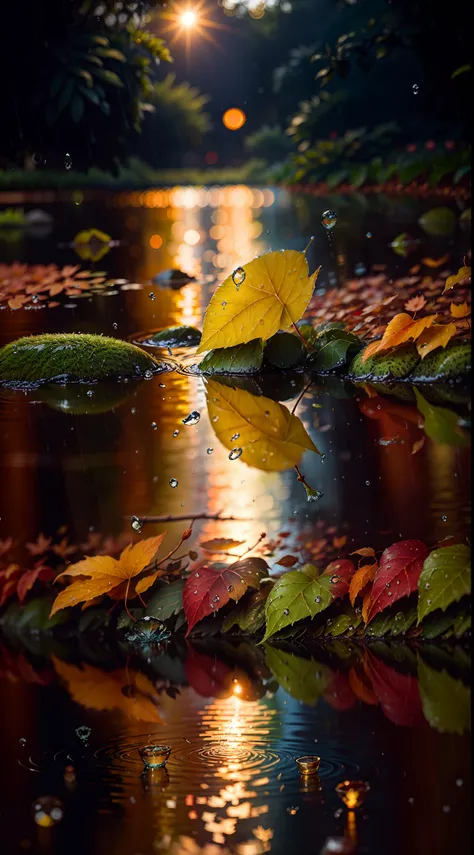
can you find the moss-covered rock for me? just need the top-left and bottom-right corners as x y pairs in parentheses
(409, 342), (471, 383)
(348, 344), (420, 382)
(0, 333), (164, 386)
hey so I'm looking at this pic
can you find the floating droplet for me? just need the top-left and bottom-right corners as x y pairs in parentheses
(139, 744), (171, 769)
(19, 737), (26, 746)
(144, 370), (153, 380)
(149, 292), (156, 301)
(173, 429), (179, 437)
(131, 516), (143, 533)
(231, 433), (240, 441)
(65, 153), (72, 170)
(206, 447), (213, 454)
(229, 448), (243, 460)
(182, 411), (201, 426)
(169, 478), (179, 488)
(321, 210), (337, 230)
(232, 266), (246, 288)
(75, 725), (91, 742)
(354, 262), (366, 276)
(33, 796), (64, 827)
(112, 322), (118, 330)
(412, 83), (419, 94)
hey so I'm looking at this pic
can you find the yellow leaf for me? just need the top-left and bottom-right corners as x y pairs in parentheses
(205, 379), (319, 472)
(362, 313), (413, 362)
(443, 266), (471, 294)
(416, 322), (457, 358)
(52, 657), (162, 722)
(450, 301), (471, 319)
(421, 254), (450, 268)
(50, 535), (165, 616)
(197, 251), (320, 353)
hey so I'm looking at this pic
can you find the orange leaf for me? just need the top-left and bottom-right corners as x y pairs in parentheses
(332, 535), (347, 549)
(349, 547), (376, 559)
(349, 562), (377, 607)
(50, 535), (165, 616)
(361, 589), (372, 623)
(388, 314), (437, 348)
(362, 313), (413, 362)
(450, 301), (471, 319)
(201, 538), (245, 552)
(348, 667), (378, 706)
(404, 295), (427, 313)
(362, 340), (382, 363)
(421, 254), (450, 269)
(416, 322), (457, 358)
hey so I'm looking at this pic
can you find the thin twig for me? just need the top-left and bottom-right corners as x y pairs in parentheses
(236, 531), (267, 560)
(127, 512), (248, 524)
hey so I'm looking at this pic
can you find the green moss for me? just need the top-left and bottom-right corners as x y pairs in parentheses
(409, 342), (471, 383)
(0, 333), (163, 386)
(349, 344), (419, 381)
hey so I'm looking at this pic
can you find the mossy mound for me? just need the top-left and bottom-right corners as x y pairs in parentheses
(409, 341), (471, 382)
(0, 334), (163, 387)
(348, 344), (420, 382)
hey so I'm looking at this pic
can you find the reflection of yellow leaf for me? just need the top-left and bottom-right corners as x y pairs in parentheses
(73, 229), (112, 263)
(450, 301), (471, 319)
(416, 322), (457, 358)
(52, 657), (162, 722)
(51, 535), (165, 616)
(443, 266), (471, 294)
(197, 251), (319, 353)
(205, 379), (319, 471)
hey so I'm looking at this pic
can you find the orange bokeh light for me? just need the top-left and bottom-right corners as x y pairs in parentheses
(222, 108), (246, 131)
(149, 234), (163, 249)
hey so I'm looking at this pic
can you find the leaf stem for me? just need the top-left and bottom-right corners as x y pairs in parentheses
(292, 320), (317, 352)
(291, 380), (313, 414)
(128, 512), (248, 524)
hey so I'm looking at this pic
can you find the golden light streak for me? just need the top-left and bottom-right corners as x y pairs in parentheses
(159, 1), (229, 51)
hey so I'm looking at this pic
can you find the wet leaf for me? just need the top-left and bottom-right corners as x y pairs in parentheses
(364, 651), (424, 726)
(362, 313), (437, 362)
(325, 605), (362, 636)
(17, 566), (54, 603)
(349, 562), (377, 607)
(145, 579), (185, 622)
(222, 588), (269, 634)
(52, 657), (162, 722)
(450, 301), (471, 318)
(367, 540), (430, 622)
(442, 265), (471, 294)
(414, 389), (469, 446)
(417, 544), (471, 623)
(183, 557), (268, 635)
(418, 658), (470, 734)
(201, 538), (245, 552)
(149, 325), (202, 347)
(418, 207), (456, 237)
(404, 295), (427, 313)
(307, 329), (362, 373)
(415, 322), (457, 358)
(262, 565), (333, 641)
(50, 535), (166, 616)
(264, 647), (331, 705)
(321, 559), (355, 599)
(205, 380), (319, 472)
(275, 555), (299, 568)
(264, 332), (305, 369)
(199, 340), (264, 375)
(197, 250), (320, 353)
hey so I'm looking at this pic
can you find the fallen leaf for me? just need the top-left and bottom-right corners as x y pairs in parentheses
(201, 538), (245, 552)
(349, 562), (377, 607)
(367, 539), (430, 622)
(450, 301), (471, 318)
(321, 559), (355, 599)
(197, 251), (320, 353)
(275, 555), (299, 567)
(442, 265), (471, 294)
(50, 535), (166, 616)
(183, 557), (268, 635)
(417, 543), (471, 623)
(411, 436), (426, 455)
(421, 254), (450, 269)
(404, 295), (427, 313)
(205, 380), (319, 472)
(17, 565), (54, 603)
(416, 322), (457, 358)
(263, 564), (333, 641)
(363, 313), (437, 362)
(349, 547), (376, 559)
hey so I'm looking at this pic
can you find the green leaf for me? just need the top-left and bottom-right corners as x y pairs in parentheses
(414, 389), (469, 446)
(417, 544), (471, 623)
(418, 658), (470, 733)
(199, 340), (264, 375)
(349, 165), (368, 188)
(365, 598), (418, 637)
(264, 332), (305, 369)
(70, 94), (85, 123)
(264, 646), (331, 705)
(222, 589), (269, 635)
(262, 565), (333, 641)
(296, 323), (318, 346)
(146, 579), (185, 621)
(95, 68), (125, 87)
(149, 325), (202, 348)
(325, 606), (362, 637)
(71, 67), (94, 87)
(418, 207), (456, 237)
(95, 48), (126, 62)
(451, 64), (471, 80)
(420, 599), (470, 638)
(307, 329), (362, 373)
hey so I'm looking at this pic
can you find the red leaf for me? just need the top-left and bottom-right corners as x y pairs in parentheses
(275, 555), (299, 567)
(324, 670), (357, 710)
(184, 647), (233, 699)
(183, 557), (268, 635)
(363, 652), (424, 727)
(321, 559), (355, 599)
(17, 565), (54, 603)
(367, 539), (429, 622)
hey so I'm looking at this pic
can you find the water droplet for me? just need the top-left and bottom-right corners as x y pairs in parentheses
(193, 590), (198, 595)
(151, 422), (157, 430)
(283, 608), (290, 616)
(229, 448), (243, 460)
(287, 806), (299, 815)
(456, 778), (463, 787)
(169, 478), (178, 488)
(354, 262), (366, 276)
(19, 737), (26, 746)
(442, 805), (451, 813)
(232, 266), (246, 288)
(425, 582), (430, 589)
(75, 725), (91, 742)
(385, 582), (391, 588)
(149, 292), (156, 301)
(131, 407), (137, 414)
(330, 575), (340, 584)
(212, 415), (219, 423)
(365, 480), (371, 486)
(65, 153), (72, 170)
(182, 410), (201, 426)
(366, 231), (372, 239)
(221, 301), (227, 308)
(33, 796), (64, 827)
(315, 596), (321, 604)
(112, 322), (118, 330)
(321, 210), (337, 230)
(144, 370), (153, 380)
(131, 516), (143, 533)
(412, 83), (419, 94)
(206, 447), (213, 454)
(442, 515), (448, 521)
(173, 429), (179, 438)
(231, 433), (240, 441)
(395, 612), (403, 621)
(86, 390), (93, 397)
(227, 585), (234, 592)
(31, 294), (39, 303)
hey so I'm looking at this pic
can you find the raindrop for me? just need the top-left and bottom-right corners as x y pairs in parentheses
(144, 370), (153, 380)
(169, 478), (179, 488)
(151, 422), (157, 430)
(229, 448), (243, 460)
(206, 448), (213, 454)
(131, 407), (137, 414)
(75, 725), (91, 742)
(149, 292), (156, 301)
(173, 429), (179, 437)
(227, 585), (234, 592)
(441, 515), (448, 521)
(232, 266), (246, 288)
(354, 262), (366, 276)
(31, 294), (39, 303)
(315, 596), (321, 604)
(456, 779), (463, 787)
(33, 796), (64, 827)
(131, 516), (143, 533)
(425, 582), (430, 589)
(283, 608), (290, 616)
(212, 595), (220, 603)
(212, 415), (219, 423)
(65, 153), (72, 170)
(412, 84), (419, 95)
(182, 411), (201, 426)
(330, 575), (340, 584)
(365, 480), (371, 486)
(366, 231), (372, 239)
(193, 590), (198, 595)
(112, 322), (118, 330)
(231, 433), (240, 441)
(86, 390), (93, 397)
(19, 737), (26, 746)
(221, 301), (227, 308)
(321, 210), (337, 230)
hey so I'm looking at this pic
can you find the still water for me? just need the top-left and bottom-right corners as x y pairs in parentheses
(0, 187), (471, 855)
